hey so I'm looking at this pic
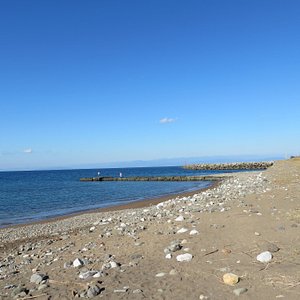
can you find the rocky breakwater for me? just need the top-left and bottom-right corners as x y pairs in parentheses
(184, 161), (274, 170)
(80, 175), (224, 182)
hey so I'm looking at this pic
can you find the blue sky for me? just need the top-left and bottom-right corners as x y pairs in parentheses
(0, 0), (299, 170)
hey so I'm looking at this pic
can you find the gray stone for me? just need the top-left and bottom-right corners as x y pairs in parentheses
(233, 287), (248, 296)
(11, 286), (28, 297)
(130, 254), (143, 260)
(79, 271), (98, 279)
(87, 285), (102, 298)
(64, 261), (72, 268)
(30, 273), (47, 284)
(164, 240), (182, 253)
(15, 291), (27, 298)
(4, 284), (16, 289)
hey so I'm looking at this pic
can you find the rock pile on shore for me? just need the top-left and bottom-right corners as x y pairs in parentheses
(184, 161), (274, 170)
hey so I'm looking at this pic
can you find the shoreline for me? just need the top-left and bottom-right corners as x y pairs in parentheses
(3, 160), (300, 299)
(0, 180), (219, 234)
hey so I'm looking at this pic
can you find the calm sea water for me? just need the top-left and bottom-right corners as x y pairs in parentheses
(0, 166), (240, 227)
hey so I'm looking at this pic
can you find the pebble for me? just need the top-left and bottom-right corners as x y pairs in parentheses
(11, 286), (28, 297)
(256, 251), (272, 263)
(176, 253), (193, 262)
(177, 228), (188, 234)
(73, 258), (84, 268)
(233, 287), (248, 296)
(64, 261), (72, 268)
(169, 269), (178, 275)
(79, 271), (98, 279)
(190, 229), (199, 235)
(109, 261), (119, 268)
(155, 272), (166, 277)
(175, 215), (184, 221)
(87, 284), (102, 298)
(114, 288), (128, 293)
(223, 273), (239, 285)
(164, 240), (182, 253)
(93, 271), (105, 278)
(4, 284), (16, 289)
(38, 284), (49, 291)
(30, 273), (47, 284)
(133, 289), (143, 294)
(221, 248), (231, 255)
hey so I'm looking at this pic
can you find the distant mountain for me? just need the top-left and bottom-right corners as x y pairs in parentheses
(1, 154), (284, 172)
(71, 154), (284, 169)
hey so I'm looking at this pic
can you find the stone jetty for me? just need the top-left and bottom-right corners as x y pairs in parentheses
(80, 175), (224, 182)
(183, 161), (274, 170)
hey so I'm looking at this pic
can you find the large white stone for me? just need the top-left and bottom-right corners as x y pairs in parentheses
(73, 258), (84, 268)
(256, 251), (272, 263)
(176, 253), (193, 262)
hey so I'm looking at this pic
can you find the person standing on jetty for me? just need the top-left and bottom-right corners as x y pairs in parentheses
(119, 172), (123, 178)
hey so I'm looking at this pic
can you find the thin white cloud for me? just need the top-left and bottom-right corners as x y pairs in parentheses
(23, 148), (33, 154)
(159, 117), (177, 124)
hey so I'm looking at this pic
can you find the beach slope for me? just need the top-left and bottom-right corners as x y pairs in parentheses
(1, 159), (300, 299)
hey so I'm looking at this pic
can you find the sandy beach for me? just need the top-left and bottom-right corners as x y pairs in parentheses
(1, 158), (300, 299)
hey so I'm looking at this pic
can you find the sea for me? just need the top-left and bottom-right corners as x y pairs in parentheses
(0, 166), (241, 228)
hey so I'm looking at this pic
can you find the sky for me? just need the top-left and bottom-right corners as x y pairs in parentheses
(0, 0), (299, 170)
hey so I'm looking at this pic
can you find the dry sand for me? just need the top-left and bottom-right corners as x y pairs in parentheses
(1, 159), (300, 299)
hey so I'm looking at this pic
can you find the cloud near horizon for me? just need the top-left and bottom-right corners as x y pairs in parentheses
(23, 148), (33, 154)
(159, 117), (177, 124)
